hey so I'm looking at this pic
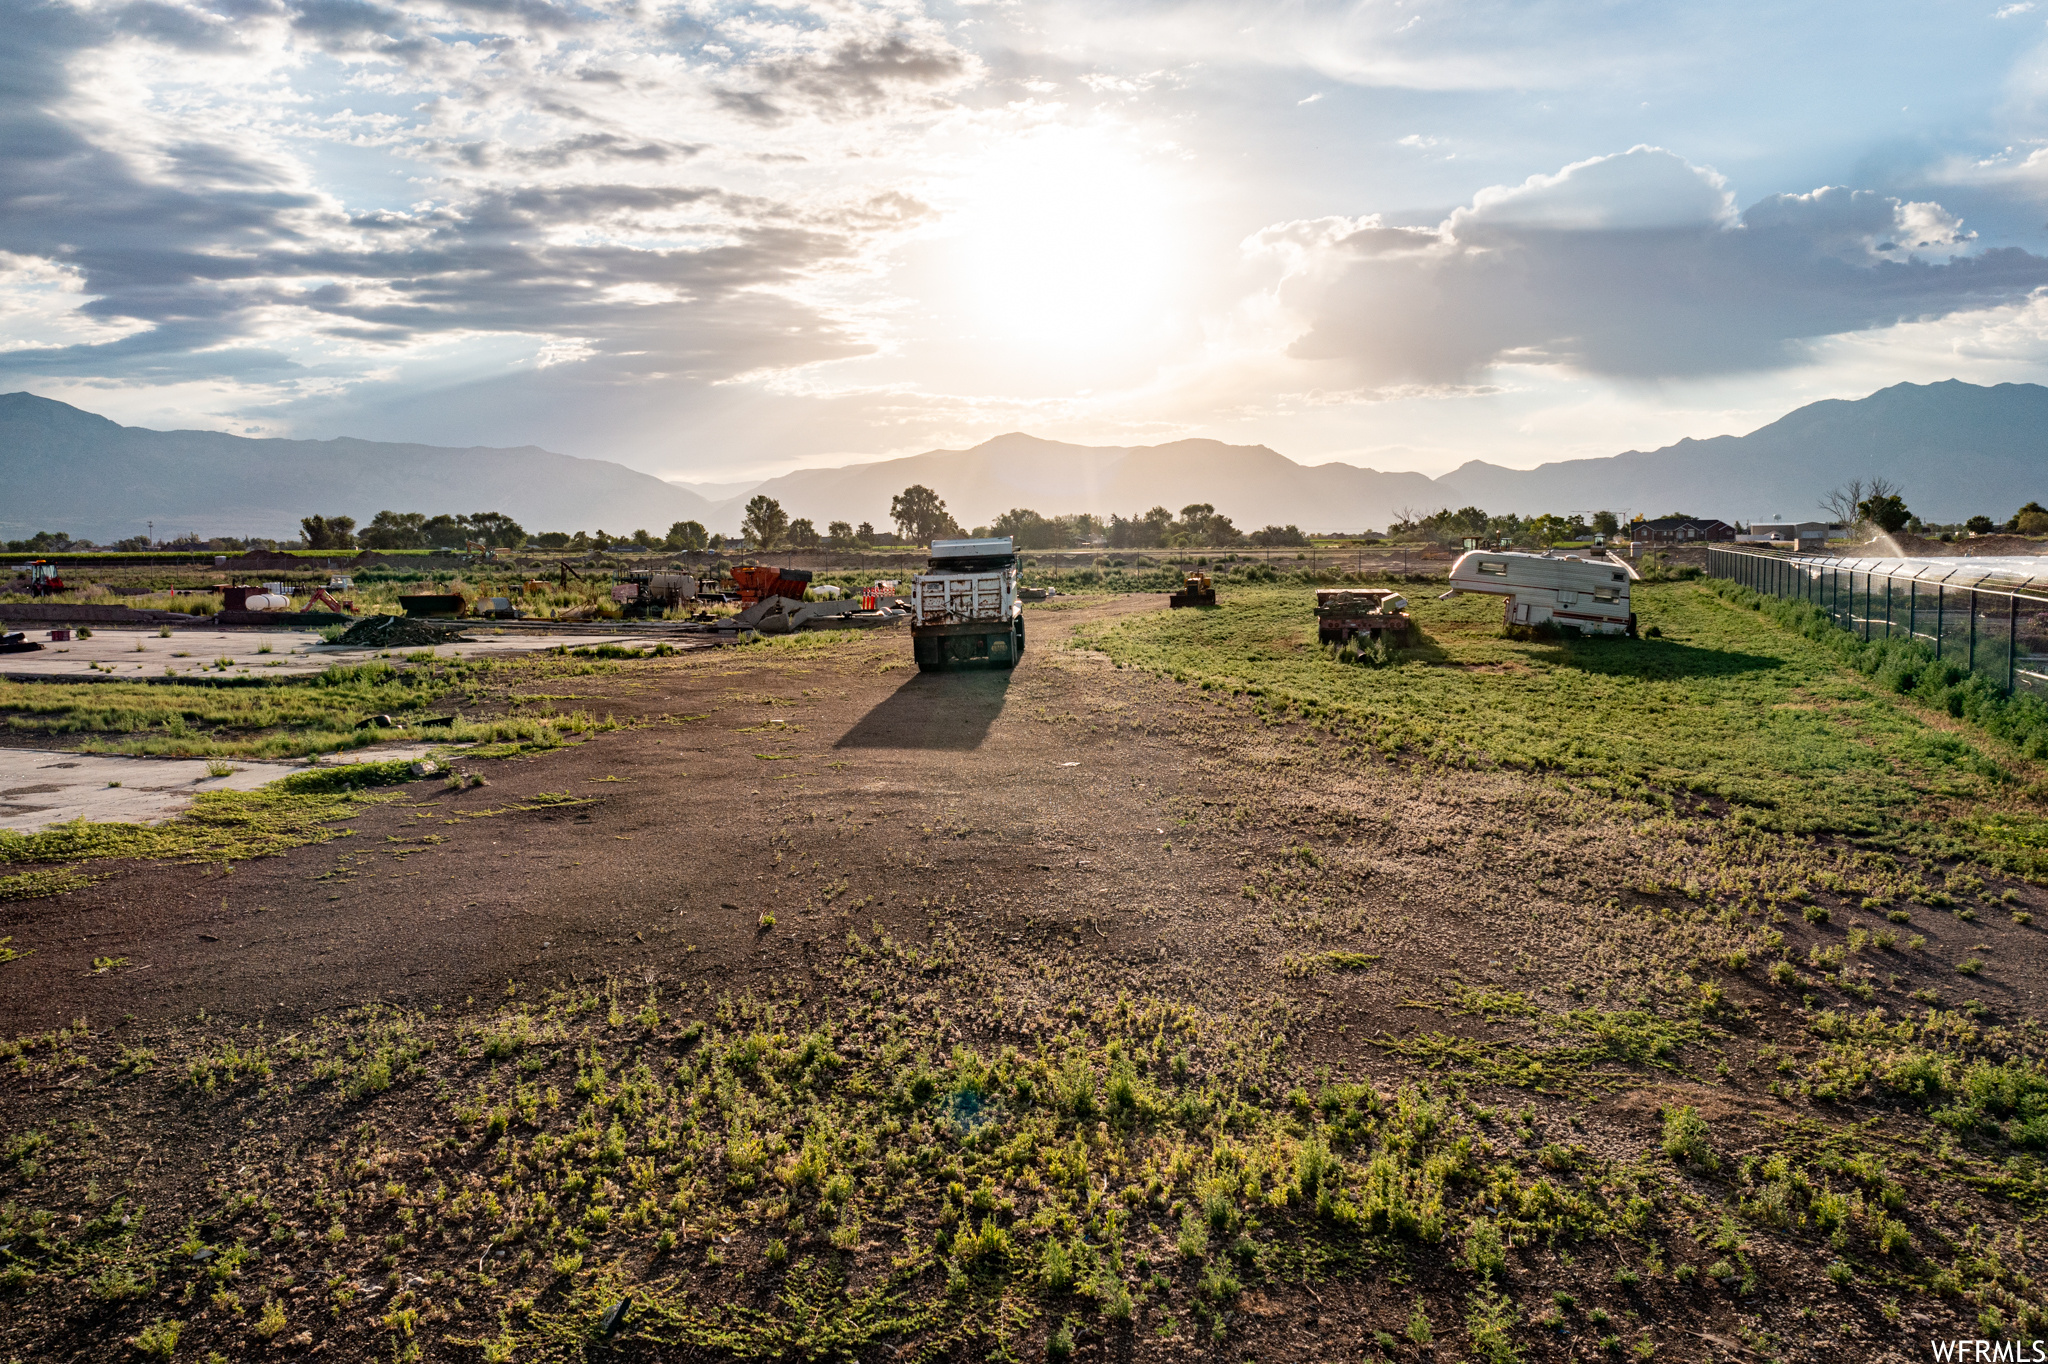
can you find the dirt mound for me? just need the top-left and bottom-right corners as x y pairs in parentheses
(333, 614), (474, 648)
(1883, 532), (2047, 557)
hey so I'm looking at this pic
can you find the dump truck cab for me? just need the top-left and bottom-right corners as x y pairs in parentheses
(911, 537), (1022, 671)
(1445, 549), (1636, 635)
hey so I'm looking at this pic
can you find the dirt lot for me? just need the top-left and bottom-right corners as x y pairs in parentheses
(1, 592), (2036, 1363)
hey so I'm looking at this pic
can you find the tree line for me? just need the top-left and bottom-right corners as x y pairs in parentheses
(1389, 508), (1624, 547)
(20, 482), (2044, 558)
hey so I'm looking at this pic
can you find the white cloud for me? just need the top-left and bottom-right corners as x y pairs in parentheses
(1454, 146), (1734, 231)
(1243, 148), (2047, 385)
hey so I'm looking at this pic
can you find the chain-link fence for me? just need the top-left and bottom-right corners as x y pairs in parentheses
(1705, 547), (2048, 697)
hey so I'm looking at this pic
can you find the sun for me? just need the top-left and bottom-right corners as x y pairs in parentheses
(940, 126), (1195, 359)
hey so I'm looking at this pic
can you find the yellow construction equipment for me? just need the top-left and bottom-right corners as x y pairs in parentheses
(1168, 571), (1216, 608)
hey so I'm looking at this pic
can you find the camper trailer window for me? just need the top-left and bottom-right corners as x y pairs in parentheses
(1611, 572), (1626, 582)
(1477, 561), (1508, 576)
(1593, 588), (1620, 603)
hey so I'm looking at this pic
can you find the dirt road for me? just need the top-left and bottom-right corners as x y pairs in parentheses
(1, 593), (2010, 1361)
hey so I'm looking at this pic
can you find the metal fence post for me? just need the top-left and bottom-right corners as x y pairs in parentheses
(1970, 590), (1978, 674)
(1909, 580), (1916, 645)
(2010, 595), (2018, 694)
(1885, 575), (1893, 639)
(1936, 585), (1944, 660)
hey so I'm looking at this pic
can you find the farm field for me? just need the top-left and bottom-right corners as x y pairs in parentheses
(2, 581), (2045, 1363)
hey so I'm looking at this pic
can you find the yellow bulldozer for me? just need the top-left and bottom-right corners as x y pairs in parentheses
(1168, 571), (1216, 608)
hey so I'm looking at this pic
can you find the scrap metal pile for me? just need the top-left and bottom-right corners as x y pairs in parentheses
(726, 594), (906, 635)
(1314, 588), (1412, 645)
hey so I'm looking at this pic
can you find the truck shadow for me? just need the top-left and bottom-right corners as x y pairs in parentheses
(834, 671), (1014, 750)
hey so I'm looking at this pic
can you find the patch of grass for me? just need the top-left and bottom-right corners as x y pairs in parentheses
(0, 760), (431, 869)
(1661, 1105), (1717, 1170)
(1280, 950), (1380, 978)
(0, 869), (99, 902)
(0, 654), (616, 761)
(1075, 582), (2038, 867)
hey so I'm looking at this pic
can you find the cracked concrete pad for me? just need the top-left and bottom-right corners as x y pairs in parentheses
(0, 628), (656, 682)
(0, 748), (444, 832)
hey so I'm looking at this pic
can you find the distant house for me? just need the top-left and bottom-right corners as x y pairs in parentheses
(1631, 517), (1736, 546)
(1735, 521), (1845, 550)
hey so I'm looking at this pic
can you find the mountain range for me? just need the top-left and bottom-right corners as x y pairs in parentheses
(2, 380), (2041, 542)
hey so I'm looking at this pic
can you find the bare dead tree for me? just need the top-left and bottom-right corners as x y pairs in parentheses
(1820, 478), (1867, 526)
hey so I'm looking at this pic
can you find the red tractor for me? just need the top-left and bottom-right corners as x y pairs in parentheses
(22, 561), (66, 597)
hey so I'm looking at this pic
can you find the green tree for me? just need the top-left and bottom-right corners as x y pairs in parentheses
(1249, 524), (1308, 547)
(743, 495), (790, 550)
(890, 485), (956, 543)
(358, 510), (427, 549)
(421, 514), (465, 547)
(1591, 510), (1620, 535)
(466, 512), (526, 547)
(1857, 493), (1912, 535)
(299, 515), (357, 550)
(788, 517), (820, 549)
(990, 507), (1076, 549)
(856, 521), (876, 543)
(630, 528), (656, 548)
(1966, 515), (1996, 535)
(827, 520), (855, 546)
(2009, 501), (2048, 535)
(664, 520), (708, 551)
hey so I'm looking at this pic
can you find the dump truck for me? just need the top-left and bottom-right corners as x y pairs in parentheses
(1169, 571), (1216, 608)
(1444, 549), (1636, 635)
(911, 537), (1022, 671)
(1315, 588), (1411, 645)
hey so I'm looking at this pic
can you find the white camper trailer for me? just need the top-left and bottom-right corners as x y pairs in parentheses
(1445, 550), (1637, 636)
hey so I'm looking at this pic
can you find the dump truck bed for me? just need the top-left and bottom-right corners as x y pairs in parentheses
(911, 537), (1022, 670)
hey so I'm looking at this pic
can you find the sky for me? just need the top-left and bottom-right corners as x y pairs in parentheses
(7, 0), (2048, 485)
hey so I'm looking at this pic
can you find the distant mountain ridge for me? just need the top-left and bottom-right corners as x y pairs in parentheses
(1, 380), (2040, 541)
(0, 392), (717, 543)
(1429, 380), (2048, 522)
(719, 381), (2048, 532)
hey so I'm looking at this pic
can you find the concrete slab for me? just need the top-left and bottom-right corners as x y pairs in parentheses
(0, 746), (447, 832)
(0, 627), (658, 682)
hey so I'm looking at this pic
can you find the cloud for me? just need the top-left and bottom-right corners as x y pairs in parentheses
(1252, 147), (2048, 383)
(0, 0), (962, 410)
(715, 33), (977, 123)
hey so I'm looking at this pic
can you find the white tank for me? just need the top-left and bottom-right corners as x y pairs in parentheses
(242, 593), (291, 611)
